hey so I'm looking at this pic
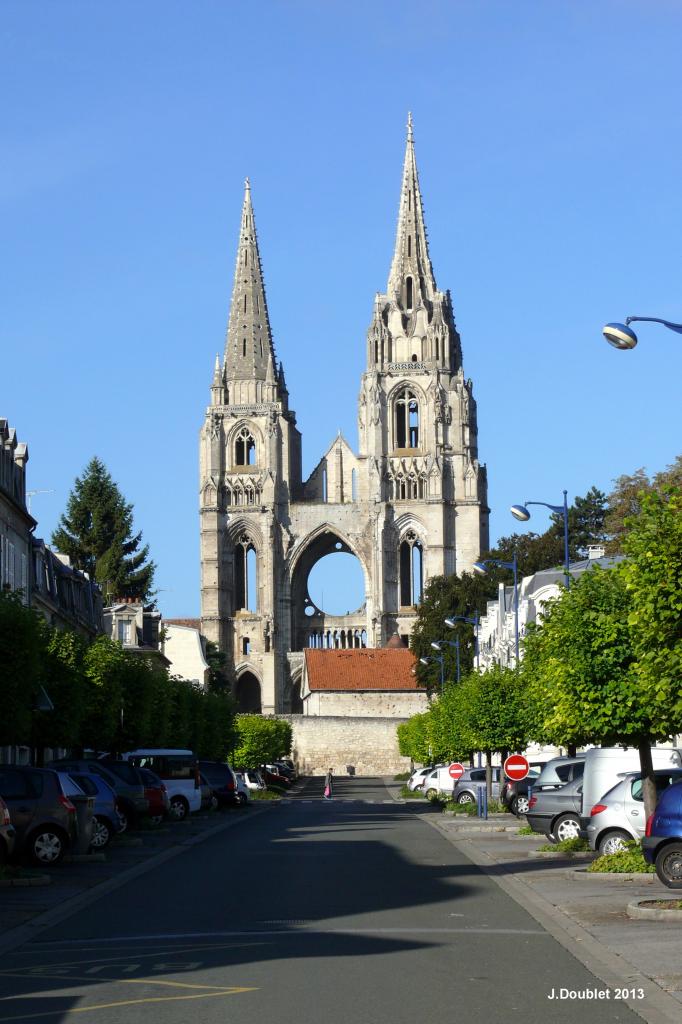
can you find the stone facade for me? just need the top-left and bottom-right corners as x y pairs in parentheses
(200, 118), (489, 713)
(0, 418), (34, 602)
(279, 715), (413, 777)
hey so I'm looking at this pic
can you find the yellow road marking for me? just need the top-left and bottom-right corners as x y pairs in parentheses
(0, 985), (257, 1022)
(0, 941), (263, 976)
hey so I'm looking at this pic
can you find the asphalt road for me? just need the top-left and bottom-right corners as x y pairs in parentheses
(0, 777), (642, 1024)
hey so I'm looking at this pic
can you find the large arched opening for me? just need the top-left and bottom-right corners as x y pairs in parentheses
(289, 529), (368, 651)
(235, 671), (262, 713)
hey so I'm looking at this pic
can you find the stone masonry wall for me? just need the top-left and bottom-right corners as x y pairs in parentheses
(277, 715), (411, 777)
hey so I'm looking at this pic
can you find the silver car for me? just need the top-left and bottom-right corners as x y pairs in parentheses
(451, 767), (501, 805)
(587, 769), (682, 855)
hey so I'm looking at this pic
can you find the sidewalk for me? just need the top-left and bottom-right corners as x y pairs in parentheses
(428, 805), (680, 1024)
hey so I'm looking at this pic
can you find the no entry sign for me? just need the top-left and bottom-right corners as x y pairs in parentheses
(448, 762), (465, 780)
(504, 754), (530, 781)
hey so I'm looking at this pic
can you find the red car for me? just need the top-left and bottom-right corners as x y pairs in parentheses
(138, 768), (170, 824)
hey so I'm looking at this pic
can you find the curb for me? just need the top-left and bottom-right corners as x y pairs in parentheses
(0, 804), (273, 957)
(427, 816), (682, 1024)
(627, 899), (682, 921)
(527, 849), (594, 859)
(566, 868), (658, 883)
(0, 875), (52, 888)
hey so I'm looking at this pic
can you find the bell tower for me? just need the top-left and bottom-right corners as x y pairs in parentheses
(359, 114), (489, 641)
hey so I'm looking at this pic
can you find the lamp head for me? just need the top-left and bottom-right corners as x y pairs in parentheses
(510, 504), (530, 522)
(444, 617), (456, 628)
(603, 322), (638, 350)
(472, 561), (488, 576)
(430, 641), (441, 651)
(419, 657), (429, 666)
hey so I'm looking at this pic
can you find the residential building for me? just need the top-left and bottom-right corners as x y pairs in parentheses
(0, 418), (34, 602)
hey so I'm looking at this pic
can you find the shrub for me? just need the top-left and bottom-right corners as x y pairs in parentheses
(588, 842), (655, 873)
(399, 785), (425, 799)
(394, 772), (411, 781)
(537, 837), (590, 853)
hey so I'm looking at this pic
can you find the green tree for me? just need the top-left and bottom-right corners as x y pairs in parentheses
(0, 590), (42, 745)
(232, 715), (292, 770)
(34, 626), (87, 756)
(605, 455), (681, 553)
(621, 487), (682, 814)
(409, 572), (493, 692)
(204, 640), (234, 694)
(52, 456), (155, 601)
(397, 712), (432, 764)
(80, 635), (129, 752)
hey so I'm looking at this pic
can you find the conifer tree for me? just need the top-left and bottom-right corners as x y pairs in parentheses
(52, 457), (155, 601)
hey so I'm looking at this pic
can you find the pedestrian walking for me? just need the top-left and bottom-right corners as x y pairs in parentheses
(324, 767), (333, 800)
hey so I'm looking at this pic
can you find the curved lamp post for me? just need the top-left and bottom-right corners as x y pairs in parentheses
(510, 491), (570, 589)
(419, 654), (444, 691)
(472, 554), (519, 666)
(431, 638), (461, 683)
(603, 316), (682, 351)
(444, 613), (479, 669)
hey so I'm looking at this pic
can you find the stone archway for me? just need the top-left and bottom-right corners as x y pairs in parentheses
(235, 671), (262, 713)
(289, 527), (369, 652)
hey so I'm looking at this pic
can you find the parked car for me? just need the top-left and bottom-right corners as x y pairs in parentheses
(451, 767), (502, 805)
(198, 761), (239, 810)
(273, 761), (296, 782)
(261, 765), (291, 788)
(407, 766), (439, 792)
(526, 776), (584, 841)
(642, 780), (682, 888)
(580, 746), (682, 833)
(234, 773), (251, 806)
(48, 758), (149, 832)
(278, 759), (297, 777)
(63, 770), (121, 849)
(137, 767), (170, 825)
(503, 757), (586, 816)
(56, 773), (96, 853)
(588, 769), (682, 855)
(0, 795), (17, 864)
(0, 765), (79, 865)
(240, 769), (266, 792)
(122, 750), (202, 820)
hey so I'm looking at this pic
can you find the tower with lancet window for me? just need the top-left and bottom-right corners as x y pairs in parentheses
(200, 118), (489, 714)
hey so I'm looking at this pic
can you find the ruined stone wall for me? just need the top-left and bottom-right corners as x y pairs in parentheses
(277, 715), (412, 776)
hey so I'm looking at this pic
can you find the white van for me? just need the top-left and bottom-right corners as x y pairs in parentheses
(580, 746), (682, 830)
(122, 749), (202, 820)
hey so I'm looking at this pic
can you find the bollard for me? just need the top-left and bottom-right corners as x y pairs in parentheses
(482, 787), (488, 820)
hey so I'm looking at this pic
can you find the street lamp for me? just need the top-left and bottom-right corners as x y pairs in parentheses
(419, 654), (444, 691)
(472, 553), (519, 665)
(510, 491), (570, 589)
(444, 612), (480, 669)
(431, 638), (461, 683)
(602, 316), (682, 351)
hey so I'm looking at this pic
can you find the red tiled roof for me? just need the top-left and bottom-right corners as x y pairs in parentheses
(304, 648), (423, 691)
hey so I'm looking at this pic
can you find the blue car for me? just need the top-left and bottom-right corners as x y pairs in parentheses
(63, 771), (122, 849)
(642, 779), (682, 888)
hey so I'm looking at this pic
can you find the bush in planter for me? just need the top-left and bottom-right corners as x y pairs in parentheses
(588, 842), (654, 873)
(537, 837), (590, 853)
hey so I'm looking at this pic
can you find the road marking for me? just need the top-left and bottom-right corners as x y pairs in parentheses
(1, 943), (263, 973)
(0, 985), (257, 1022)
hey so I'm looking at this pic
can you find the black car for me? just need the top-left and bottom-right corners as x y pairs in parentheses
(48, 759), (149, 831)
(0, 765), (79, 865)
(198, 761), (240, 809)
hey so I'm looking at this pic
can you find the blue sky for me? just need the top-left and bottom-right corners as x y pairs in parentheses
(2, 1), (681, 618)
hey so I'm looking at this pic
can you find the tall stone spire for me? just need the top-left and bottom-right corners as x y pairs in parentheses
(224, 178), (277, 381)
(387, 113), (437, 308)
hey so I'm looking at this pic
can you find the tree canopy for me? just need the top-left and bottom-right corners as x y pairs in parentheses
(52, 456), (155, 601)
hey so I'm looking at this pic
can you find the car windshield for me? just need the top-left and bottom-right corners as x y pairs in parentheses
(100, 761), (140, 785)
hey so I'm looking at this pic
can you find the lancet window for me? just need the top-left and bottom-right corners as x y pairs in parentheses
(394, 388), (420, 449)
(399, 530), (423, 606)
(235, 427), (256, 466)
(234, 534), (257, 612)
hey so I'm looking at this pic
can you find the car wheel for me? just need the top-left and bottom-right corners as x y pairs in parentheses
(425, 788), (438, 800)
(655, 842), (682, 889)
(210, 794), (219, 812)
(169, 796), (189, 820)
(598, 830), (631, 856)
(237, 793), (247, 807)
(553, 814), (581, 843)
(90, 816), (112, 850)
(511, 795), (529, 816)
(457, 792), (475, 805)
(116, 803), (135, 834)
(29, 827), (67, 865)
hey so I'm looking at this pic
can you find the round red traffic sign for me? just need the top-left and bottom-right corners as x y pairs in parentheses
(504, 754), (530, 781)
(448, 762), (465, 780)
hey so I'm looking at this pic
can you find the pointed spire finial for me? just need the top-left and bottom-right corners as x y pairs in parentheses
(244, 176), (250, 191)
(407, 111), (413, 141)
(387, 116), (436, 302)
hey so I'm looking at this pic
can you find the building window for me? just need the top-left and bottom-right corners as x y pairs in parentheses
(399, 531), (423, 606)
(406, 276), (413, 310)
(117, 620), (131, 644)
(242, 637), (250, 655)
(394, 388), (419, 449)
(235, 534), (257, 612)
(235, 427), (256, 466)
